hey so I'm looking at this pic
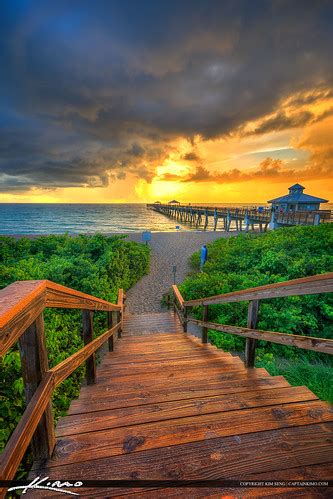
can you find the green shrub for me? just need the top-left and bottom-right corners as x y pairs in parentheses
(0, 234), (150, 472)
(179, 224), (333, 401)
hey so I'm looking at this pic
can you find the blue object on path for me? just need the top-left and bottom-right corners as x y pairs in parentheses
(200, 245), (208, 270)
(142, 231), (152, 244)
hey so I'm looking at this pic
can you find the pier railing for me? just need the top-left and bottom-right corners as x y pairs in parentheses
(148, 203), (332, 228)
(171, 272), (333, 367)
(0, 280), (125, 482)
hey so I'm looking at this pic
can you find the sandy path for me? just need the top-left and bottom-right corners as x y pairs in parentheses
(125, 231), (235, 314)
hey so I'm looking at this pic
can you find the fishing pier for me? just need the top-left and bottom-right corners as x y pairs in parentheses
(147, 203), (332, 231)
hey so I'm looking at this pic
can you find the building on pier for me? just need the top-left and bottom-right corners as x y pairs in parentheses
(268, 184), (328, 212)
(168, 199), (180, 205)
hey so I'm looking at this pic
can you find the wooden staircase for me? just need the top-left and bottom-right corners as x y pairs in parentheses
(28, 310), (333, 497)
(1, 275), (332, 498)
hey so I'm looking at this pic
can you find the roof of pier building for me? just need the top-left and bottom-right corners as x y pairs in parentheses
(268, 184), (328, 205)
(168, 199), (181, 204)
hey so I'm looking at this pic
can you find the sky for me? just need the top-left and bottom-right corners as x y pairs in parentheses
(1, 0), (332, 204)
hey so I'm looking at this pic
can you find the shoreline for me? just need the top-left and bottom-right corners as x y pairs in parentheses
(0, 229), (241, 239)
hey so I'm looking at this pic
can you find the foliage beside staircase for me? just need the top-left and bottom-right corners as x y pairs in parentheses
(179, 225), (333, 402)
(0, 234), (150, 477)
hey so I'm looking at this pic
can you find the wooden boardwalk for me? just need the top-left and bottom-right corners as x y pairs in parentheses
(29, 310), (333, 497)
(148, 203), (332, 231)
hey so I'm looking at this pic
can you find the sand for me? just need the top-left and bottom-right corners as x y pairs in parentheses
(124, 231), (237, 314)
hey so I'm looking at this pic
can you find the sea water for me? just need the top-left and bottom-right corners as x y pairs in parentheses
(0, 203), (331, 235)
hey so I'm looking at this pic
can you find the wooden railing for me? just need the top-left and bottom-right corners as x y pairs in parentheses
(0, 280), (125, 483)
(148, 203), (332, 226)
(171, 272), (333, 367)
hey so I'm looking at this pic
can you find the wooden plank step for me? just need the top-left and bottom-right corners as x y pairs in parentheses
(116, 337), (197, 346)
(100, 349), (235, 365)
(56, 386), (317, 437)
(31, 423), (333, 481)
(100, 349), (235, 364)
(96, 365), (251, 386)
(92, 461), (333, 499)
(68, 376), (291, 414)
(77, 368), (272, 397)
(115, 347), (229, 358)
(99, 357), (245, 374)
(113, 343), (218, 352)
(96, 461), (333, 498)
(48, 400), (333, 467)
(77, 369), (271, 396)
(124, 319), (183, 332)
(99, 353), (245, 371)
(99, 354), (234, 369)
(119, 334), (190, 341)
(110, 348), (231, 358)
(123, 313), (183, 336)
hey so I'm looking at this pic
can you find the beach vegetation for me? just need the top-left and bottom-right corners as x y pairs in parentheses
(179, 224), (333, 402)
(0, 234), (150, 476)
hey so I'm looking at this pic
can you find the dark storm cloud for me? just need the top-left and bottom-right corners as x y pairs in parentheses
(1, 0), (333, 191)
(182, 152), (200, 161)
(243, 109), (333, 136)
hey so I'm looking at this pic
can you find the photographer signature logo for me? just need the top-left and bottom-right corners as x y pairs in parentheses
(8, 476), (83, 495)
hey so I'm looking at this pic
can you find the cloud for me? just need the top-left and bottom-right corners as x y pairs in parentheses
(181, 151), (200, 161)
(242, 108), (333, 136)
(294, 115), (333, 179)
(1, 1), (333, 192)
(159, 154), (333, 185)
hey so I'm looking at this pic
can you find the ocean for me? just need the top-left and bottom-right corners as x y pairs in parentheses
(0, 203), (331, 236)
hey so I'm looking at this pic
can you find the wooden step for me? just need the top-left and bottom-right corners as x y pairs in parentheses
(77, 369), (271, 396)
(99, 357), (245, 375)
(29, 311), (332, 497)
(68, 376), (290, 414)
(45, 405), (333, 468)
(56, 386), (317, 437)
(32, 423), (333, 483)
(73, 461), (333, 498)
(123, 312), (183, 335)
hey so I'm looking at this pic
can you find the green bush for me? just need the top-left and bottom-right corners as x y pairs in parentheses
(179, 224), (333, 401)
(0, 234), (150, 473)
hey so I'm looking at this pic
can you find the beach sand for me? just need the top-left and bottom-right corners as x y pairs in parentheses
(124, 231), (237, 314)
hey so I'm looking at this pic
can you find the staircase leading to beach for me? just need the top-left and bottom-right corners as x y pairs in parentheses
(0, 275), (332, 497)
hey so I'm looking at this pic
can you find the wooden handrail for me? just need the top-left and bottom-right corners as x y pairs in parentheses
(171, 272), (333, 361)
(188, 318), (333, 355)
(117, 288), (124, 307)
(0, 280), (121, 355)
(172, 284), (184, 309)
(0, 372), (55, 480)
(183, 272), (333, 306)
(51, 323), (120, 386)
(0, 279), (124, 484)
(0, 322), (121, 481)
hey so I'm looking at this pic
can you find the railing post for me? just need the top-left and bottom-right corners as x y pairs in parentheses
(82, 310), (96, 384)
(18, 313), (56, 460)
(117, 290), (124, 338)
(107, 311), (114, 352)
(117, 308), (122, 338)
(202, 305), (208, 343)
(183, 306), (188, 333)
(245, 300), (259, 367)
